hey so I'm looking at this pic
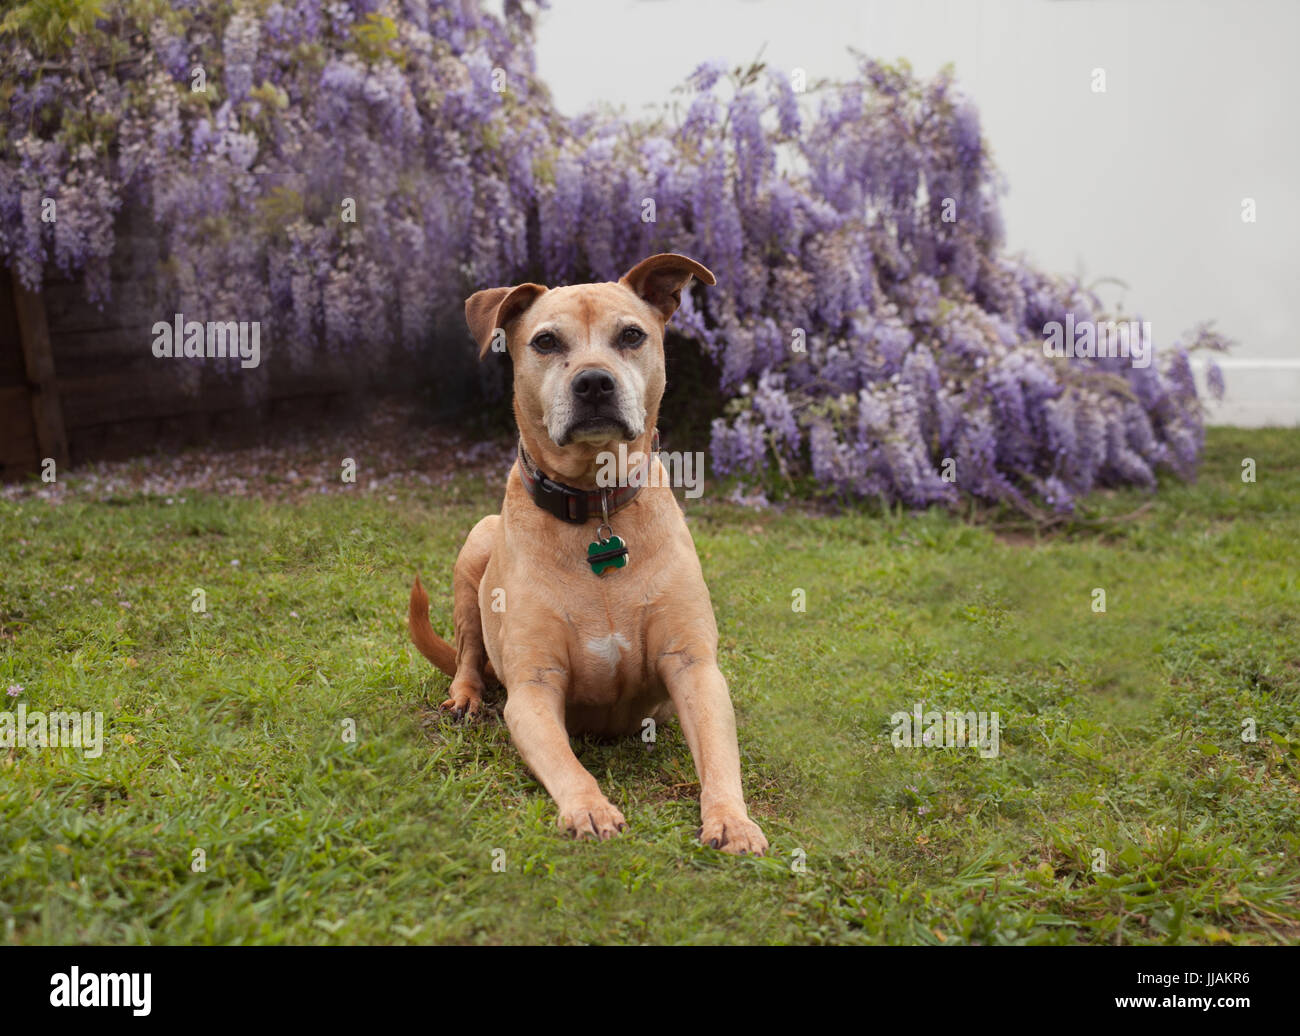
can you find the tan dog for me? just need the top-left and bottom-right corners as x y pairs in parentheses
(408, 254), (767, 855)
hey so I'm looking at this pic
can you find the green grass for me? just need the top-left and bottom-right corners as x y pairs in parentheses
(2, 427), (1298, 945)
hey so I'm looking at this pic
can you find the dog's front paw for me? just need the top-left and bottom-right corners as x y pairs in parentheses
(557, 796), (627, 841)
(439, 679), (482, 720)
(699, 810), (768, 856)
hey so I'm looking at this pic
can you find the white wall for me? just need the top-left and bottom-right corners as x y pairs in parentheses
(531, 0), (1300, 426)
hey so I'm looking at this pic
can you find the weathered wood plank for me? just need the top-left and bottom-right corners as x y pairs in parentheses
(11, 271), (70, 470)
(39, 326), (157, 370)
(57, 368), (243, 430)
(0, 385), (39, 475)
(0, 265), (27, 386)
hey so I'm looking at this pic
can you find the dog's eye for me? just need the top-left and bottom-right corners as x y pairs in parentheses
(530, 332), (560, 354)
(618, 326), (646, 349)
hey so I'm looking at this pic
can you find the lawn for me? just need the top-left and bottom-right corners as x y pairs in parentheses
(1, 426), (1298, 945)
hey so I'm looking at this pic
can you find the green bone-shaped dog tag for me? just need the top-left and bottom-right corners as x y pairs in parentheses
(586, 535), (628, 574)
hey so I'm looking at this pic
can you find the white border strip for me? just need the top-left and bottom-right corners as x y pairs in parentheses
(1187, 357), (1300, 427)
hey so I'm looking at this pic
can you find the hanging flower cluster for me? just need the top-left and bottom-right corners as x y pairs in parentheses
(545, 55), (1228, 512)
(2, 0), (556, 375)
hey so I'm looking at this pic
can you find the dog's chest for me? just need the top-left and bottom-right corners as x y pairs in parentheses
(565, 620), (654, 705)
(582, 631), (635, 674)
(494, 489), (688, 710)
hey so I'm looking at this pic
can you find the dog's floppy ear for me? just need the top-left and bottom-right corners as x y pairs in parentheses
(619, 253), (716, 322)
(465, 282), (547, 360)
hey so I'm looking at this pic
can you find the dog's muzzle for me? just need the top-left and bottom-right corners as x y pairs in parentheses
(558, 367), (636, 445)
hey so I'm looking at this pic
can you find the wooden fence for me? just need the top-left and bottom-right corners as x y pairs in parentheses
(0, 207), (478, 481)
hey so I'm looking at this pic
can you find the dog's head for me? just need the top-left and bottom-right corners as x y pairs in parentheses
(464, 253), (715, 482)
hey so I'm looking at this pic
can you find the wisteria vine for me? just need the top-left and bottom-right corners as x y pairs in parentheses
(0, 0), (1227, 512)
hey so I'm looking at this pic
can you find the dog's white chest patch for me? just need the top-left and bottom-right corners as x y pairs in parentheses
(585, 633), (632, 673)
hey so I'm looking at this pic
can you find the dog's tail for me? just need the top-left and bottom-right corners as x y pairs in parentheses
(407, 574), (457, 677)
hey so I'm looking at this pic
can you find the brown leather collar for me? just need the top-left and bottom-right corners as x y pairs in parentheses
(517, 430), (659, 525)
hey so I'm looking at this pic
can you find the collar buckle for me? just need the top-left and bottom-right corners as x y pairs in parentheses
(535, 473), (589, 524)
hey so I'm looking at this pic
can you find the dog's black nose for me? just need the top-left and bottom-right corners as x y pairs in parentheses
(572, 368), (616, 400)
